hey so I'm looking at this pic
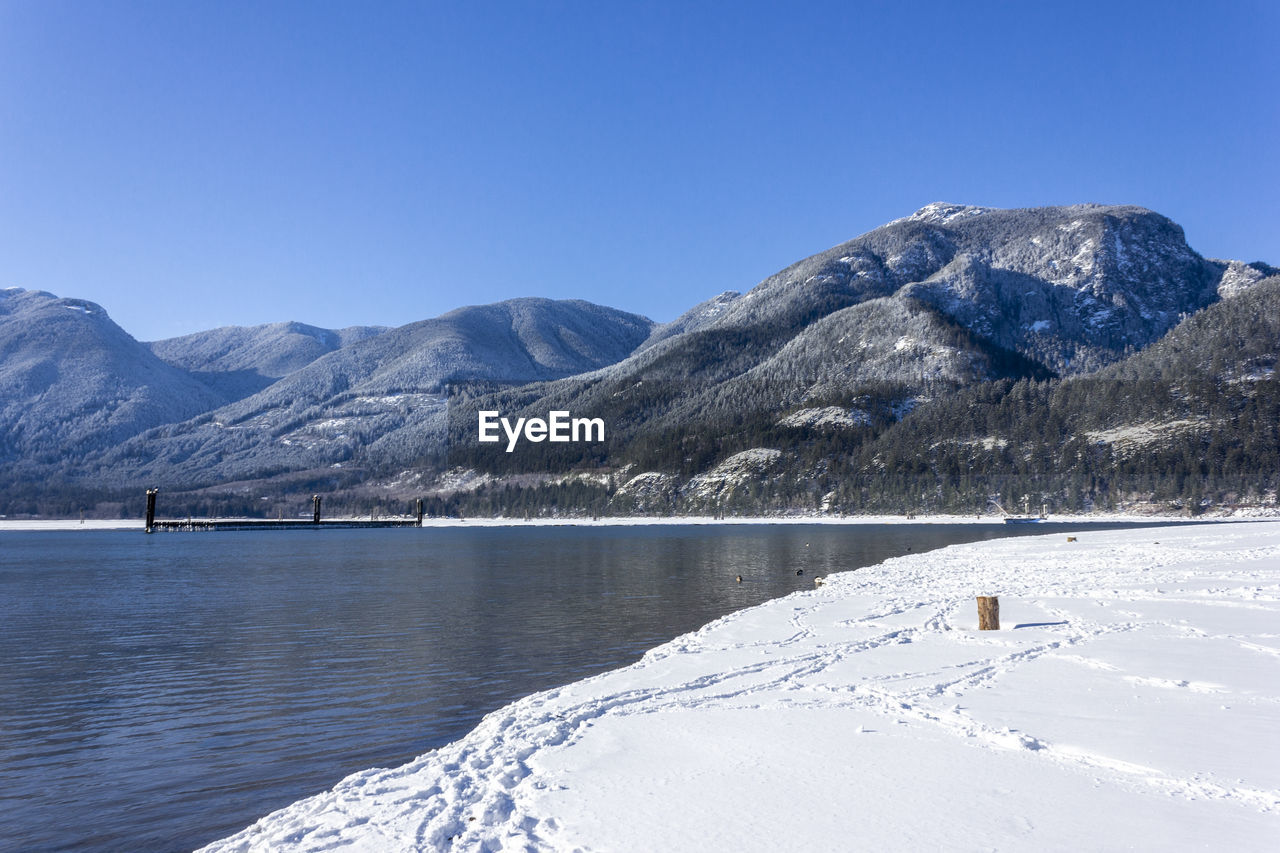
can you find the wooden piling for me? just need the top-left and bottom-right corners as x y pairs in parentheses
(415, 499), (424, 526)
(977, 596), (1000, 630)
(145, 489), (157, 533)
(312, 495), (322, 525)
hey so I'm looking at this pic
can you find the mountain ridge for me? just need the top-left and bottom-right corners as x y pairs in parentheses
(0, 288), (227, 465)
(444, 202), (1240, 473)
(145, 321), (388, 401)
(83, 297), (654, 488)
(2, 202), (1274, 518)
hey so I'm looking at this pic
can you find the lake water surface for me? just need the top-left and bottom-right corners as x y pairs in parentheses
(0, 521), (1164, 851)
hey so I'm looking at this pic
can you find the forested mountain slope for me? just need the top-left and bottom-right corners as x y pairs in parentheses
(0, 288), (226, 465)
(84, 299), (653, 488)
(146, 322), (386, 401)
(3, 203), (1274, 518)
(441, 278), (1279, 519)
(827, 275), (1280, 515)
(446, 203), (1252, 481)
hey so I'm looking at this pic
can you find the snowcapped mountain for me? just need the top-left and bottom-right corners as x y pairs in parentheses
(634, 290), (742, 352)
(87, 298), (653, 487)
(455, 203), (1238, 458)
(691, 202), (1229, 374)
(0, 288), (226, 465)
(2, 202), (1274, 516)
(850, 272), (1280, 516)
(146, 321), (387, 401)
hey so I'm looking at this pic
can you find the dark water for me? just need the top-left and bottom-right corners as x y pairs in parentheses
(0, 521), (1165, 852)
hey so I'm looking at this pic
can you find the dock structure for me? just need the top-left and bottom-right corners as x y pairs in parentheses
(143, 489), (425, 532)
(148, 518), (422, 532)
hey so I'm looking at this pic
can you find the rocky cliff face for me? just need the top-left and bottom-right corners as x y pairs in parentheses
(897, 204), (1223, 373)
(702, 202), (1225, 375)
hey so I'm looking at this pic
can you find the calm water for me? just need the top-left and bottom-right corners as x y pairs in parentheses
(0, 522), (1162, 852)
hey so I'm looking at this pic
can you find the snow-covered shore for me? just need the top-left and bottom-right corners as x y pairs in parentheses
(202, 520), (1280, 851)
(0, 518), (145, 531)
(0, 512), (1222, 533)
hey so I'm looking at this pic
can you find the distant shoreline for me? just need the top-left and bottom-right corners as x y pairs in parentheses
(0, 512), (1256, 532)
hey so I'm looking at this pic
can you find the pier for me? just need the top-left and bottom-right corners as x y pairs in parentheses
(148, 518), (423, 532)
(145, 492), (426, 533)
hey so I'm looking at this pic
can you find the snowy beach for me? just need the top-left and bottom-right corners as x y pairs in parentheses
(0, 518), (145, 531)
(202, 520), (1280, 851)
(0, 512), (1212, 533)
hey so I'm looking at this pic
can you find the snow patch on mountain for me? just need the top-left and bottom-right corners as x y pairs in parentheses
(615, 472), (678, 511)
(1084, 419), (1208, 454)
(903, 201), (993, 224)
(1213, 260), (1274, 299)
(683, 449), (783, 502)
(777, 407), (872, 429)
(638, 291), (742, 352)
(932, 436), (1009, 452)
(431, 467), (495, 495)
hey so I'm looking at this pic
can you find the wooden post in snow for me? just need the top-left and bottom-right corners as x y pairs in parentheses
(415, 498), (424, 526)
(312, 495), (322, 525)
(977, 596), (1000, 630)
(145, 489), (157, 534)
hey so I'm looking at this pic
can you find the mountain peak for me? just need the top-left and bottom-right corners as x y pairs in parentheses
(903, 202), (993, 225)
(0, 286), (227, 466)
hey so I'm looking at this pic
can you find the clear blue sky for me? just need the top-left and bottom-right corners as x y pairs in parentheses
(1, 1), (1275, 340)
